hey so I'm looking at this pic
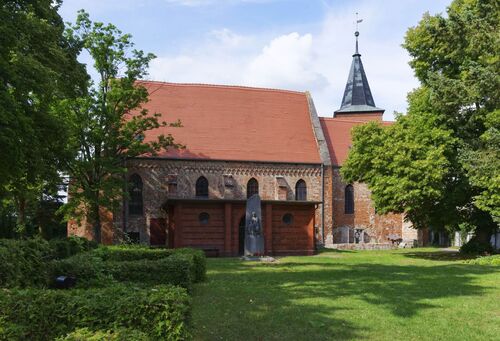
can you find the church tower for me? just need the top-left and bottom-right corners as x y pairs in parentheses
(334, 29), (384, 121)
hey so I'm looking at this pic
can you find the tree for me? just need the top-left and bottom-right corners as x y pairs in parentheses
(342, 0), (499, 243)
(60, 11), (181, 243)
(0, 0), (86, 234)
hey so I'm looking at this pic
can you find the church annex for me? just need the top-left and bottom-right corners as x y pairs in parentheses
(68, 33), (418, 254)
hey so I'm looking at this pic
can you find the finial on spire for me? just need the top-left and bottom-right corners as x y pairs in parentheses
(355, 12), (363, 55)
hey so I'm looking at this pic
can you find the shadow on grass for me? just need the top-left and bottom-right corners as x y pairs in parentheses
(402, 249), (475, 261)
(192, 257), (499, 340)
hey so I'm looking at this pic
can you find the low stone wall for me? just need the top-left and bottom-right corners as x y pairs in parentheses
(324, 243), (397, 250)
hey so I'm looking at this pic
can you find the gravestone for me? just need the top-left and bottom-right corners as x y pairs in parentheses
(244, 194), (265, 256)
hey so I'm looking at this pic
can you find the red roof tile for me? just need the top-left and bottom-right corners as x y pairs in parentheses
(319, 117), (393, 166)
(136, 81), (321, 164)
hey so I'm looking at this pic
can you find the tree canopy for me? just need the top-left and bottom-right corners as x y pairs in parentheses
(60, 11), (182, 242)
(342, 0), (499, 240)
(0, 0), (86, 234)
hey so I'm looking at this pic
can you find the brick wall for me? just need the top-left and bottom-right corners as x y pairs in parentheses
(329, 168), (404, 244)
(116, 158), (323, 245)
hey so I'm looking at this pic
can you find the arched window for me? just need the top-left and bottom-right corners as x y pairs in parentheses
(247, 178), (259, 198)
(345, 184), (354, 214)
(196, 176), (209, 198)
(129, 174), (143, 215)
(295, 179), (307, 201)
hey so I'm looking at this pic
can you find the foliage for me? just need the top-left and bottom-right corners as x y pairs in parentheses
(56, 328), (151, 341)
(461, 110), (500, 222)
(0, 285), (191, 341)
(0, 0), (85, 233)
(342, 0), (499, 239)
(49, 236), (98, 259)
(459, 238), (494, 255)
(91, 244), (175, 261)
(342, 108), (457, 229)
(0, 238), (53, 288)
(59, 11), (182, 242)
(50, 250), (200, 290)
(463, 254), (500, 265)
(91, 246), (206, 282)
(105, 256), (193, 290)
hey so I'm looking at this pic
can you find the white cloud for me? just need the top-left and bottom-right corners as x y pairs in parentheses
(147, 0), (450, 120)
(164, 0), (275, 6)
(244, 33), (328, 90)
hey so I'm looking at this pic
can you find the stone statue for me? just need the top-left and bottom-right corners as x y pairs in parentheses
(244, 194), (265, 256)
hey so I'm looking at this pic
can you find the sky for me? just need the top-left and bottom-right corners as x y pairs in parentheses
(59, 0), (451, 121)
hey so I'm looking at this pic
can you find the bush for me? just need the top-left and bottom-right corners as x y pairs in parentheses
(106, 256), (193, 290)
(50, 253), (193, 290)
(0, 238), (53, 288)
(49, 236), (98, 259)
(91, 245), (173, 261)
(49, 253), (110, 288)
(91, 246), (207, 283)
(464, 255), (500, 265)
(0, 284), (191, 341)
(173, 248), (207, 283)
(459, 239), (494, 255)
(56, 328), (151, 340)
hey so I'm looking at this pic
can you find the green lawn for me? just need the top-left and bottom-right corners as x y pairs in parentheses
(191, 248), (499, 340)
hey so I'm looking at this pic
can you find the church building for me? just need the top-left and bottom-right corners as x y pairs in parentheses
(68, 32), (418, 254)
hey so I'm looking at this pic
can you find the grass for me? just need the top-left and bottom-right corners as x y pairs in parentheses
(191, 248), (499, 341)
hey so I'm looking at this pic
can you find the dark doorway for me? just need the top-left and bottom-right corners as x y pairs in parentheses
(150, 218), (167, 246)
(238, 216), (245, 256)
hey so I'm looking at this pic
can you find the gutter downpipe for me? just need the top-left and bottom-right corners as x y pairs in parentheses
(321, 164), (325, 245)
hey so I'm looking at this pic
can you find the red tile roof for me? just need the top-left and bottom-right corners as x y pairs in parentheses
(319, 117), (393, 166)
(136, 81), (321, 163)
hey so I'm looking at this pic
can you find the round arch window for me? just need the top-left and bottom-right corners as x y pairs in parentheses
(282, 213), (293, 225)
(199, 212), (210, 225)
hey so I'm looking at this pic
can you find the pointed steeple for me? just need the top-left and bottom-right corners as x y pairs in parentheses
(335, 29), (384, 115)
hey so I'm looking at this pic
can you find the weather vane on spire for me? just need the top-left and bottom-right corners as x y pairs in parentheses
(354, 12), (363, 55)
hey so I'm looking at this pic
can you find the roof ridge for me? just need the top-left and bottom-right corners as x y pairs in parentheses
(136, 79), (306, 95)
(320, 117), (395, 124)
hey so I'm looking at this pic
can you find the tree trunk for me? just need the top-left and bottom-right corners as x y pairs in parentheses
(472, 225), (492, 244)
(90, 195), (102, 244)
(16, 197), (27, 237)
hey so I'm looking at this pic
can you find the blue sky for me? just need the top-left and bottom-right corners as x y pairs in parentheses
(59, 0), (451, 120)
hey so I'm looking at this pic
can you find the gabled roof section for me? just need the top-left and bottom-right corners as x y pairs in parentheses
(335, 31), (384, 115)
(136, 81), (322, 164)
(319, 117), (392, 166)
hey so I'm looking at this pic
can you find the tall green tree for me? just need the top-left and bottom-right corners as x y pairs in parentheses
(60, 11), (181, 243)
(0, 0), (86, 234)
(342, 0), (499, 242)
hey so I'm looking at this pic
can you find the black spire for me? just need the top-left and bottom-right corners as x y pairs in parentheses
(335, 29), (384, 114)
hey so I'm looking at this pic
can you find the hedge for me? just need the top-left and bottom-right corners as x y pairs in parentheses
(0, 237), (98, 288)
(91, 246), (206, 283)
(56, 328), (151, 341)
(48, 236), (98, 259)
(0, 284), (191, 341)
(0, 238), (53, 288)
(105, 256), (193, 290)
(50, 254), (193, 290)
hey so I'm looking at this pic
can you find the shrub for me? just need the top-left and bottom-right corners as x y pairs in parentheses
(91, 246), (207, 283)
(459, 239), (494, 255)
(56, 328), (151, 340)
(105, 256), (193, 290)
(49, 253), (110, 288)
(50, 253), (193, 290)
(173, 248), (207, 283)
(0, 284), (191, 341)
(464, 255), (500, 265)
(91, 245), (173, 261)
(0, 238), (53, 288)
(49, 236), (98, 259)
